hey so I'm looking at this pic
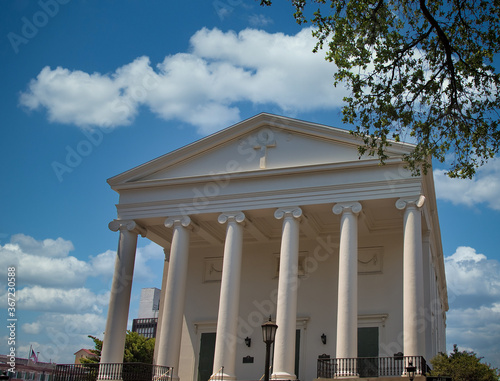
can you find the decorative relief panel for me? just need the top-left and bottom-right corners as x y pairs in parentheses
(274, 251), (309, 278)
(203, 257), (223, 282)
(358, 247), (383, 274)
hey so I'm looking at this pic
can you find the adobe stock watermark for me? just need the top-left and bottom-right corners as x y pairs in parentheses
(51, 127), (111, 183)
(51, 72), (159, 183)
(213, 0), (244, 21)
(234, 234), (335, 344)
(179, 127), (276, 215)
(7, 0), (71, 55)
(35, 317), (94, 364)
(383, 163), (411, 193)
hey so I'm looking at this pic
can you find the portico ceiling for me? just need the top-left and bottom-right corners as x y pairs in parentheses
(134, 197), (410, 250)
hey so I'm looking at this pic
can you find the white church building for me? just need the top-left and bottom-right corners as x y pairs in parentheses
(100, 113), (448, 381)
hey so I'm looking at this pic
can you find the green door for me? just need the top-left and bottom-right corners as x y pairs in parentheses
(198, 332), (216, 381)
(358, 327), (379, 377)
(295, 329), (300, 378)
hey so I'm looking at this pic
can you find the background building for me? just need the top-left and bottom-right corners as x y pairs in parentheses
(138, 288), (161, 319)
(73, 349), (98, 364)
(0, 355), (56, 381)
(132, 287), (161, 338)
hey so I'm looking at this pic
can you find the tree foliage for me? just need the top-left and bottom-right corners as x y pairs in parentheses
(260, 0), (500, 178)
(79, 335), (102, 364)
(430, 344), (500, 381)
(79, 331), (155, 364)
(123, 331), (155, 363)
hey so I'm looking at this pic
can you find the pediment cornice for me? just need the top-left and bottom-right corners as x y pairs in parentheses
(108, 113), (416, 190)
(110, 156), (407, 191)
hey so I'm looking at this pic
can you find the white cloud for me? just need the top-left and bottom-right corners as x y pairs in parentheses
(0, 234), (162, 290)
(445, 246), (500, 306)
(447, 246), (487, 263)
(10, 233), (74, 258)
(189, 28), (343, 110)
(0, 234), (163, 314)
(445, 246), (500, 367)
(0, 234), (90, 288)
(20, 66), (136, 128)
(0, 233), (164, 364)
(14, 286), (109, 313)
(88, 249), (117, 278)
(88, 241), (164, 281)
(22, 313), (107, 363)
(446, 304), (500, 368)
(19, 27), (345, 134)
(22, 321), (42, 334)
(133, 241), (165, 281)
(248, 14), (274, 27)
(434, 157), (500, 211)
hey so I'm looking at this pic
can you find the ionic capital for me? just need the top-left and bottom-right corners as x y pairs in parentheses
(108, 219), (146, 237)
(274, 206), (302, 220)
(396, 195), (426, 211)
(218, 211), (246, 225)
(332, 202), (362, 216)
(164, 215), (192, 229)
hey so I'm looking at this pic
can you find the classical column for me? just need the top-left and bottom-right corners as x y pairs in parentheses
(211, 212), (246, 381)
(100, 220), (145, 378)
(153, 249), (170, 365)
(272, 207), (302, 381)
(396, 196), (425, 362)
(422, 231), (432, 359)
(333, 202), (362, 363)
(155, 216), (192, 381)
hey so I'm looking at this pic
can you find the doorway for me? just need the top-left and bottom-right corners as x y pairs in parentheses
(198, 332), (216, 381)
(358, 327), (379, 377)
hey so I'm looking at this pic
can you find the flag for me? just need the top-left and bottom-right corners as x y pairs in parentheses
(30, 348), (38, 363)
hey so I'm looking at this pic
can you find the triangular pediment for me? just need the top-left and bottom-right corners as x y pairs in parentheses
(108, 113), (414, 188)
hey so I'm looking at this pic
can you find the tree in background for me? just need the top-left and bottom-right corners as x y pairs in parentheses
(123, 331), (155, 364)
(260, 0), (500, 179)
(430, 344), (500, 381)
(79, 335), (102, 364)
(80, 331), (155, 364)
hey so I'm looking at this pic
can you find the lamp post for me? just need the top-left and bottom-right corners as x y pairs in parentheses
(406, 360), (416, 381)
(261, 317), (278, 381)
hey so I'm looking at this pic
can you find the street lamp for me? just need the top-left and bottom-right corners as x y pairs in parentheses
(261, 316), (278, 381)
(406, 361), (416, 381)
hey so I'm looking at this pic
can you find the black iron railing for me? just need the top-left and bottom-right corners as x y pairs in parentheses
(317, 356), (428, 378)
(54, 363), (172, 381)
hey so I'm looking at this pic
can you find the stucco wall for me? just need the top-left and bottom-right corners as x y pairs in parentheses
(176, 228), (419, 381)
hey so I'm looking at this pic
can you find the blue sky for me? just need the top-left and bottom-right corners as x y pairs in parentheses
(1, 0), (499, 369)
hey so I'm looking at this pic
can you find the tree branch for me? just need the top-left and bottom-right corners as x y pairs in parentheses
(419, 0), (459, 109)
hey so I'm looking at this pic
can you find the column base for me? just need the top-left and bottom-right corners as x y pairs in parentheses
(334, 375), (359, 379)
(156, 374), (178, 381)
(209, 371), (236, 381)
(97, 369), (122, 381)
(271, 371), (297, 380)
(97, 375), (122, 381)
(401, 371), (425, 377)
